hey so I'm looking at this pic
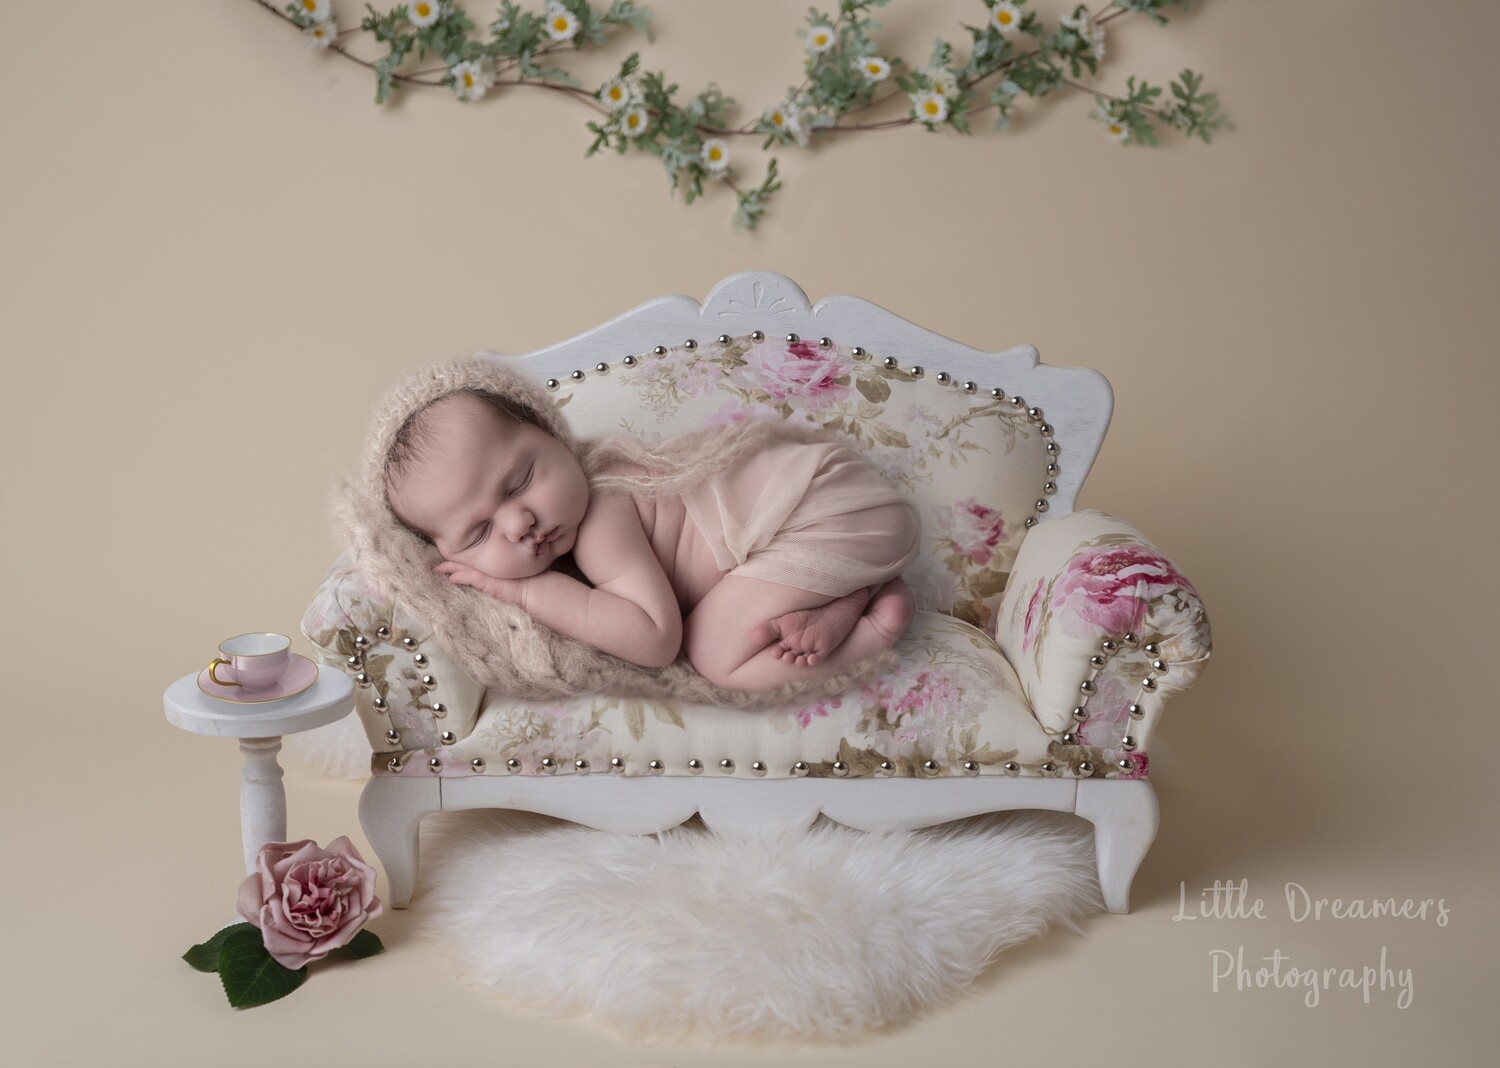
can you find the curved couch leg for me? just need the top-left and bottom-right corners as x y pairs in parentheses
(359, 776), (440, 909)
(1076, 779), (1159, 914)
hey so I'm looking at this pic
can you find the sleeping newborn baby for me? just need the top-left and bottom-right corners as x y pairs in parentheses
(383, 388), (919, 694)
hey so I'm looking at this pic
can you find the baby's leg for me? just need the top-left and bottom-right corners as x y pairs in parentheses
(684, 574), (914, 693)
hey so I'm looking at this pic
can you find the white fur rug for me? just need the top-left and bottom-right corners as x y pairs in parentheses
(282, 719), (1104, 1045)
(414, 807), (1102, 1045)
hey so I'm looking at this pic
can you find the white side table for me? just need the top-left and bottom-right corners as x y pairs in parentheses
(164, 668), (355, 874)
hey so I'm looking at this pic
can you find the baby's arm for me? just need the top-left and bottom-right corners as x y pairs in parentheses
(443, 491), (681, 668)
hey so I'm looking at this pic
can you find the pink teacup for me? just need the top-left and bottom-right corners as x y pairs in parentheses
(207, 632), (291, 692)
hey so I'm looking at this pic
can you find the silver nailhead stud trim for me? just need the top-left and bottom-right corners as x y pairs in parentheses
(648, 759), (664, 774)
(1025, 517), (1037, 528)
(877, 760), (895, 776)
(852, 346), (867, 358)
(908, 365), (923, 377)
(401, 637), (416, 649)
(1010, 396), (1026, 409)
(683, 338), (697, 349)
(595, 362), (609, 373)
(385, 729), (400, 744)
(831, 761), (849, 777)
(347, 654), (363, 669)
(1124, 632), (1139, 645)
(1122, 736), (1137, 751)
(1044, 481), (1057, 495)
(963, 761), (979, 776)
(1073, 706), (1088, 720)
(1062, 732), (1076, 744)
(431, 703), (446, 717)
(792, 761), (809, 776)
(427, 758), (442, 772)
(539, 757), (557, 773)
(751, 330), (765, 341)
(936, 371), (951, 384)
(1045, 442), (1059, 455)
(1041, 762), (1056, 774)
(471, 758), (486, 772)
(354, 635), (370, 649)
(354, 673), (370, 687)
(622, 355), (637, 366)
(1118, 758), (1135, 771)
(990, 387), (1005, 398)
(922, 760), (940, 775)
(546, 378), (559, 389)
(414, 653), (428, 665)
(387, 757), (404, 773)
(1152, 660), (1168, 673)
(963, 381), (977, 393)
(507, 758), (521, 772)
(610, 757), (624, 771)
(1142, 677), (1158, 691)
(653, 345), (666, 355)
(1144, 642), (1160, 655)
(1078, 762), (1095, 776)
(575, 759), (590, 773)
(440, 732), (455, 745)
(1080, 680), (1095, 694)
(720, 758), (735, 773)
(1003, 761), (1019, 774)
(1090, 655), (1105, 666)
(687, 759), (703, 774)
(818, 336), (832, 347)
(1129, 704), (1145, 719)
(717, 334), (731, 343)
(882, 356), (898, 368)
(751, 761), (767, 776)
(1035, 498), (1049, 512)
(373, 696), (388, 711)
(1027, 406), (1042, 420)
(785, 333), (799, 343)
(376, 625), (391, 640)
(569, 369), (584, 381)
(421, 674), (436, 688)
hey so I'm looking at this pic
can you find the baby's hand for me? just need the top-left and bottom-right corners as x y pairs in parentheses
(435, 562), (531, 610)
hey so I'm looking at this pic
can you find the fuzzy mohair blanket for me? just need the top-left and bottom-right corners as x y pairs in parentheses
(332, 352), (898, 708)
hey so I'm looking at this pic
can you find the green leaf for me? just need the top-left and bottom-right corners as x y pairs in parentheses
(183, 922), (257, 973)
(339, 929), (385, 960)
(217, 927), (307, 1010)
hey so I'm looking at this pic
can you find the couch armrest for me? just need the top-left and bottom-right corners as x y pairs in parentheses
(301, 553), (487, 765)
(995, 511), (1211, 762)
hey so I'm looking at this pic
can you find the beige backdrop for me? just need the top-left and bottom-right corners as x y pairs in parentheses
(3, 0), (1495, 1063)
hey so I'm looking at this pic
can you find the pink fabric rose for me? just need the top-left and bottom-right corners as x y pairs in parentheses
(1052, 545), (1195, 639)
(748, 339), (852, 411)
(236, 837), (383, 970)
(943, 498), (1007, 566)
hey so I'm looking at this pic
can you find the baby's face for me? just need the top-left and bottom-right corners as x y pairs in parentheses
(387, 395), (588, 579)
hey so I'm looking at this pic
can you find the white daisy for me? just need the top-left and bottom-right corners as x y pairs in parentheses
(806, 24), (836, 55)
(765, 102), (806, 145)
(1092, 105), (1129, 143)
(925, 66), (959, 98)
(406, 1), (443, 29)
(700, 138), (730, 175)
(860, 56), (892, 82)
(294, 0), (333, 23)
(912, 89), (949, 125)
(302, 19), (337, 48)
(450, 60), (493, 102)
(990, 1), (1022, 36)
(620, 105), (650, 138)
(1060, 5), (1106, 61)
(545, 6), (581, 42)
(598, 76), (634, 111)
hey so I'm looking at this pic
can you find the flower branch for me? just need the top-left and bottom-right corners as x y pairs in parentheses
(257, 0), (1230, 229)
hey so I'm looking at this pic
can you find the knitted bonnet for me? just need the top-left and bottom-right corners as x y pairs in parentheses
(331, 350), (897, 708)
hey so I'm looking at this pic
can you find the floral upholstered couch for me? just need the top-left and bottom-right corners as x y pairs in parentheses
(302, 272), (1212, 912)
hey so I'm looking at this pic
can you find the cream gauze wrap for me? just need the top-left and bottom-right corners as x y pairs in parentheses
(331, 353), (905, 709)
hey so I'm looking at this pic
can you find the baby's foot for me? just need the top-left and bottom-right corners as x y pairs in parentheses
(752, 586), (876, 667)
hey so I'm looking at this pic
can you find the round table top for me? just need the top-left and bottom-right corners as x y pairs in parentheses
(164, 666), (354, 738)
